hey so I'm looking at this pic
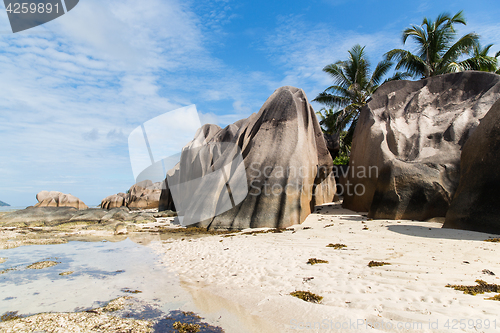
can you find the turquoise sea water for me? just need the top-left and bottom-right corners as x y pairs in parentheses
(0, 206), (27, 212)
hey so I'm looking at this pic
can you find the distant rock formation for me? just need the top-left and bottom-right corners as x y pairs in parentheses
(0, 201), (10, 207)
(159, 86), (336, 230)
(342, 71), (500, 220)
(35, 191), (88, 210)
(444, 99), (500, 233)
(323, 133), (340, 160)
(101, 180), (162, 210)
(0, 206), (156, 226)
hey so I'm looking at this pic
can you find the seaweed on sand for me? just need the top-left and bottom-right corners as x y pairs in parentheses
(484, 238), (500, 243)
(158, 227), (237, 236)
(173, 321), (201, 333)
(1, 311), (22, 322)
(446, 279), (500, 295)
(326, 243), (346, 249)
(368, 261), (390, 267)
(290, 291), (323, 303)
(26, 260), (59, 270)
(307, 258), (329, 265)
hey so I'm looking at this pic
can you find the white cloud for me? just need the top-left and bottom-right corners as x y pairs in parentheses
(0, 0), (282, 206)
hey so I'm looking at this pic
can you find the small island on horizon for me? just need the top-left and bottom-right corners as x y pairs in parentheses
(0, 200), (11, 207)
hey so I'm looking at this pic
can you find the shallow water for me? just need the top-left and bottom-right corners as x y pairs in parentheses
(0, 239), (189, 314)
(0, 238), (254, 332)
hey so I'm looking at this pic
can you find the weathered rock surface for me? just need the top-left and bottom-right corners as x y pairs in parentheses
(101, 181), (162, 210)
(127, 180), (162, 210)
(0, 207), (78, 226)
(101, 193), (128, 209)
(343, 72), (500, 220)
(35, 191), (88, 210)
(323, 133), (340, 159)
(160, 86), (336, 229)
(0, 206), (155, 227)
(444, 99), (500, 234)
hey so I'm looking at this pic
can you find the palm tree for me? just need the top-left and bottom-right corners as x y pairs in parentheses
(385, 11), (479, 78)
(313, 44), (403, 151)
(496, 51), (500, 74)
(460, 43), (498, 72)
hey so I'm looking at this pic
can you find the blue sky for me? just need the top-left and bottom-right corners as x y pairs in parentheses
(1, 0), (500, 206)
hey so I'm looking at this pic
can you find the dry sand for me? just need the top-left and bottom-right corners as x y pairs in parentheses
(150, 202), (500, 333)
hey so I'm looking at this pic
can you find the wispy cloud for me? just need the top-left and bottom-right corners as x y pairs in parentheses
(263, 15), (401, 106)
(0, 0), (282, 205)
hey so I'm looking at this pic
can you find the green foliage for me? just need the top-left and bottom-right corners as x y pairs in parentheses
(332, 149), (350, 165)
(385, 11), (488, 78)
(314, 45), (405, 156)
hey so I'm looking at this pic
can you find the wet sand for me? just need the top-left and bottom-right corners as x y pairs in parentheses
(2, 204), (500, 332)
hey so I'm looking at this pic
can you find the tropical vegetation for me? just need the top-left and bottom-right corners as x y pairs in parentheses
(315, 11), (500, 163)
(385, 11), (482, 78)
(313, 45), (406, 162)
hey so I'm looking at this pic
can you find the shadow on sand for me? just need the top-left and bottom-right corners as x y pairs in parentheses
(387, 224), (500, 241)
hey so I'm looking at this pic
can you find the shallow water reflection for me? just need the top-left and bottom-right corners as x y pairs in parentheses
(0, 239), (189, 316)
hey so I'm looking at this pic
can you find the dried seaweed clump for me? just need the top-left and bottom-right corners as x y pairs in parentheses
(484, 238), (500, 243)
(368, 261), (390, 267)
(326, 243), (346, 249)
(100, 296), (133, 313)
(26, 260), (59, 270)
(121, 288), (142, 294)
(446, 279), (500, 295)
(241, 228), (290, 236)
(486, 294), (500, 301)
(173, 321), (201, 333)
(1, 311), (21, 322)
(307, 258), (329, 265)
(290, 291), (323, 303)
(158, 226), (237, 236)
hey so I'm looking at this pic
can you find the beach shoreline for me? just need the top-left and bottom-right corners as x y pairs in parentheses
(150, 202), (500, 332)
(1, 203), (500, 332)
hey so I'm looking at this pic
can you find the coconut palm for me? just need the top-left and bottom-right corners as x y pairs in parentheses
(495, 51), (500, 74)
(385, 11), (479, 78)
(460, 43), (498, 72)
(313, 44), (404, 151)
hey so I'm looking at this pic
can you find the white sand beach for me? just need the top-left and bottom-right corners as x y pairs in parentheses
(150, 202), (500, 333)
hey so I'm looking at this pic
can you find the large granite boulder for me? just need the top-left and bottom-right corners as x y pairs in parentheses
(35, 191), (88, 210)
(101, 180), (162, 210)
(444, 99), (500, 233)
(160, 86), (336, 229)
(323, 133), (340, 159)
(343, 71), (500, 220)
(127, 180), (162, 210)
(0, 207), (78, 226)
(100, 193), (128, 210)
